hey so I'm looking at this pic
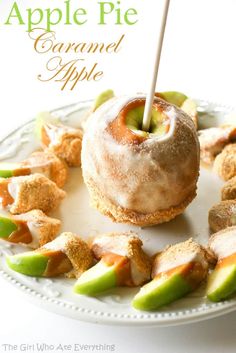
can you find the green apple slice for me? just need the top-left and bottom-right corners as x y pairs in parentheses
(0, 163), (22, 178)
(157, 91), (188, 107)
(132, 272), (192, 311)
(92, 89), (115, 111)
(125, 105), (168, 137)
(207, 263), (236, 302)
(181, 98), (197, 117)
(7, 249), (72, 277)
(74, 260), (117, 295)
(0, 215), (18, 239)
(7, 252), (49, 277)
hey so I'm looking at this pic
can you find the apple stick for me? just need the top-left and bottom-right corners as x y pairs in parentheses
(142, 0), (170, 132)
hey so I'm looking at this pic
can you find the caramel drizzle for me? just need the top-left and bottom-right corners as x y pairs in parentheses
(8, 221), (33, 244)
(102, 252), (133, 286)
(13, 167), (31, 177)
(0, 181), (14, 207)
(154, 261), (205, 289)
(38, 248), (73, 277)
(217, 252), (236, 269)
(41, 125), (51, 146)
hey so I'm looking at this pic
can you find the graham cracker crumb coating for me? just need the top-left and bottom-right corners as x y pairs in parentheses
(222, 176), (236, 201)
(85, 177), (197, 226)
(9, 173), (66, 214)
(213, 144), (236, 181)
(47, 129), (83, 167)
(152, 238), (216, 278)
(208, 200), (236, 233)
(62, 232), (93, 278)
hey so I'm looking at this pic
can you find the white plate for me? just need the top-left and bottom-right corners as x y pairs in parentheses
(0, 99), (235, 327)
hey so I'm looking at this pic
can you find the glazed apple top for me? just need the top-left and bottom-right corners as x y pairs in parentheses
(82, 95), (200, 214)
(108, 97), (170, 144)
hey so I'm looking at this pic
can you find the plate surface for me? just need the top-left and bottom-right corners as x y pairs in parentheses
(0, 99), (235, 327)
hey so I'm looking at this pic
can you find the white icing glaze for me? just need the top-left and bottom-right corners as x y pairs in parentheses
(27, 222), (41, 249)
(82, 95), (199, 214)
(154, 252), (208, 276)
(8, 180), (19, 201)
(43, 234), (67, 252)
(130, 263), (147, 286)
(210, 228), (236, 259)
(46, 124), (77, 147)
(93, 234), (131, 257)
(29, 165), (50, 178)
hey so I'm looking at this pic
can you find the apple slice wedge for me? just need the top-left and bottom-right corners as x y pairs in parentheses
(92, 89), (115, 111)
(0, 215), (18, 239)
(207, 255), (236, 302)
(132, 264), (192, 311)
(7, 249), (72, 277)
(74, 254), (130, 295)
(156, 91), (188, 107)
(6, 251), (49, 277)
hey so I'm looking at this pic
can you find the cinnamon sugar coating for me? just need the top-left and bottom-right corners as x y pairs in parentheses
(12, 209), (61, 248)
(42, 232), (93, 278)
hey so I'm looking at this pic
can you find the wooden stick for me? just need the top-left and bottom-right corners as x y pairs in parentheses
(142, 0), (170, 132)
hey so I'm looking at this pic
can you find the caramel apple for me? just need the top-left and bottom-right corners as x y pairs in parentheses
(82, 95), (200, 226)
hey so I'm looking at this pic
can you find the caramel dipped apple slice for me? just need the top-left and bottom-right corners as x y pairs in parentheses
(36, 113), (83, 167)
(0, 173), (66, 214)
(0, 151), (68, 188)
(207, 226), (236, 302)
(198, 126), (236, 165)
(7, 232), (93, 278)
(0, 210), (61, 249)
(132, 239), (213, 311)
(0, 163), (31, 178)
(74, 232), (151, 296)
